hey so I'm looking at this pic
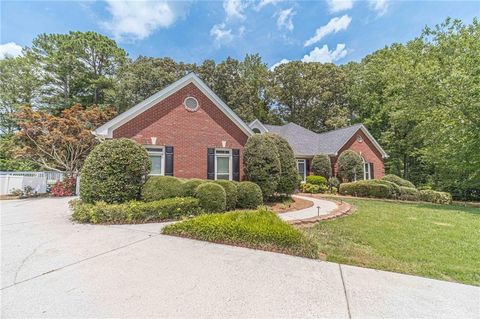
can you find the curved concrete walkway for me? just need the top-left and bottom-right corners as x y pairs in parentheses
(278, 194), (338, 221)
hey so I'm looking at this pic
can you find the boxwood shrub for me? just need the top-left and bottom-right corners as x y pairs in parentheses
(214, 180), (238, 211)
(375, 180), (401, 198)
(72, 197), (201, 224)
(418, 190), (452, 204)
(142, 176), (183, 201)
(382, 174), (416, 188)
(236, 181), (263, 209)
(80, 138), (151, 204)
(306, 175), (328, 187)
(195, 182), (226, 213)
(399, 186), (419, 201)
(311, 154), (331, 178)
(182, 179), (205, 197)
(339, 180), (391, 198)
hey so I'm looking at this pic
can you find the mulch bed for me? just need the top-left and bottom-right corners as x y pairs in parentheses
(267, 196), (314, 213)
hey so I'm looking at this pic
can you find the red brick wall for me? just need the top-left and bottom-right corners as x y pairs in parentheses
(113, 83), (249, 179)
(331, 129), (385, 179)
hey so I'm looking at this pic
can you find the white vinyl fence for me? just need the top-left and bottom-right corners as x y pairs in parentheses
(0, 171), (67, 195)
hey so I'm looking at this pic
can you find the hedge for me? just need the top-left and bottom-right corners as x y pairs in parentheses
(162, 209), (319, 259)
(382, 174), (416, 188)
(399, 186), (419, 201)
(236, 181), (263, 209)
(339, 180), (392, 198)
(375, 180), (401, 198)
(300, 183), (328, 194)
(214, 180), (238, 211)
(306, 175), (328, 187)
(72, 197), (201, 224)
(142, 176), (183, 201)
(418, 190), (453, 204)
(311, 154), (331, 178)
(195, 182), (226, 213)
(182, 179), (205, 197)
(80, 138), (150, 203)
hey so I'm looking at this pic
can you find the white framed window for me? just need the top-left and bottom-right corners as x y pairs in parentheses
(145, 146), (165, 176)
(184, 96), (199, 112)
(364, 162), (371, 180)
(297, 159), (307, 183)
(215, 149), (232, 180)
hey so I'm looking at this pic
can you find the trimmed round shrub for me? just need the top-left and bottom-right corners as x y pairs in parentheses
(328, 177), (340, 189)
(339, 180), (391, 198)
(142, 176), (183, 201)
(265, 133), (298, 195)
(182, 179), (205, 197)
(80, 138), (150, 204)
(376, 180), (401, 198)
(236, 181), (263, 209)
(399, 186), (419, 201)
(214, 180), (238, 211)
(382, 174), (415, 188)
(337, 150), (364, 182)
(195, 182), (226, 213)
(243, 134), (281, 200)
(418, 190), (452, 204)
(306, 175), (328, 187)
(311, 154), (332, 178)
(300, 183), (327, 194)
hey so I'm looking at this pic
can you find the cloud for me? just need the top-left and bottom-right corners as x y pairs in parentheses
(269, 58), (290, 70)
(0, 42), (22, 59)
(301, 44), (347, 63)
(223, 0), (246, 20)
(276, 8), (295, 31)
(368, 0), (389, 15)
(326, 0), (353, 13)
(210, 23), (234, 43)
(102, 0), (178, 41)
(255, 0), (281, 11)
(304, 15), (351, 47)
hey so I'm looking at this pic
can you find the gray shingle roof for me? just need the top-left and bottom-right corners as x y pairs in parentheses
(259, 122), (378, 157)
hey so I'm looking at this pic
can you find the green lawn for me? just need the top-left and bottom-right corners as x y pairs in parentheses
(304, 197), (480, 286)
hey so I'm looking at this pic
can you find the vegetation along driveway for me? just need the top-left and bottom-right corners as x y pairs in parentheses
(1, 197), (478, 318)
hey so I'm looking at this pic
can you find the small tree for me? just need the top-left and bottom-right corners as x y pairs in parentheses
(337, 150), (364, 182)
(265, 133), (298, 195)
(80, 138), (150, 203)
(243, 134), (281, 200)
(15, 104), (116, 174)
(311, 154), (332, 178)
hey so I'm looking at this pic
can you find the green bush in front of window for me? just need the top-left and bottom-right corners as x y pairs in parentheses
(71, 197), (201, 224)
(195, 182), (226, 213)
(80, 138), (151, 204)
(214, 180), (238, 211)
(337, 150), (364, 182)
(236, 181), (263, 209)
(311, 154), (332, 178)
(142, 176), (183, 201)
(182, 179), (205, 197)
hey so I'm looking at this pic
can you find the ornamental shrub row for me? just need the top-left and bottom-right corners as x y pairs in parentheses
(382, 174), (416, 188)
(141, 176), (263, 212)
(71, 197), (201, 224)
(418, 189), (452, 204)
(339, 180), (392, 198)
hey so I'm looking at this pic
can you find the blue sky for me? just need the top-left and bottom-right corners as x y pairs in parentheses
(1, 0), (478, 67)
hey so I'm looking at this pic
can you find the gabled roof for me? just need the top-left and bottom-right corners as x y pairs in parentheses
(251, 121), (388, 158)
(94, 73), (254, 138)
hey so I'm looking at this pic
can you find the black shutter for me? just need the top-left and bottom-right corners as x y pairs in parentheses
(370, 163), (374, 179)
(305, 159), (310, 176)
(207, 148), (215, 180)
(232, 149), (240, 181)
(165, 146), (174, 176)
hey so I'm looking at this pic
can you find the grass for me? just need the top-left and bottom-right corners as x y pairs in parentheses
(304, 197), (480, 286)
(162, 209), (319, 259)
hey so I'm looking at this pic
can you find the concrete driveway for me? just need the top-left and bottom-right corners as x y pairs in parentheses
(1, 197), (479, 318)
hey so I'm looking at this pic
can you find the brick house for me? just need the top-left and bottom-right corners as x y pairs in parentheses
(94, 73), (387, 181)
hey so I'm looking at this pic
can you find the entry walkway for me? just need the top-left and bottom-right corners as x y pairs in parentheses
(278, 194), (338, 221)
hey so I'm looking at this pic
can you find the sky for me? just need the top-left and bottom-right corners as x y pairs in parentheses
(0, 0), (478, 68)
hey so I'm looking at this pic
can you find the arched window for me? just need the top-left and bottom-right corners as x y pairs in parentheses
(252, 128), (261, 134)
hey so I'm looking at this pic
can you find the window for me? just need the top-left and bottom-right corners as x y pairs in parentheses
(364, 162), (373, 180)
(252, 128), (261, 134)
(297, 159), (306, 183)
(215, 149), (232, 180)
(146, 147), (164, 175)
(184, 97), (199, 112)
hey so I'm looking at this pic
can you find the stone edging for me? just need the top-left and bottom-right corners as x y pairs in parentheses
(286, 195), (354, 227)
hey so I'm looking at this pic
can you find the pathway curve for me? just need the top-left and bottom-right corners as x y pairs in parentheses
(278, 194), (338, 221)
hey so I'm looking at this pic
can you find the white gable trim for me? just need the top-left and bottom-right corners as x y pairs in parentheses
(248, 119), (269, 133)
(335, 125), (388, 159)
(94, 73), (253, 138)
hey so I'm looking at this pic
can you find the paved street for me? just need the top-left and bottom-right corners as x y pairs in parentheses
(1, 197), (479, 318)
